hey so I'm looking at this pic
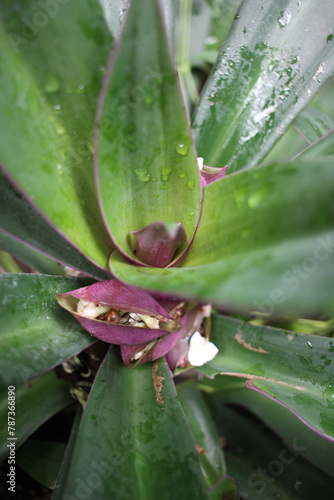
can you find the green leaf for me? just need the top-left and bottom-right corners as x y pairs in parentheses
(197, 315), (334, 441)
(0, 229), (63, 275)
(16, 440), (67, 489)
(293, 106), (334, 144)
(0, 175), (111, 279)
(261, 125), (307, 164)
(0, 274), (95, 388)
(293, 129), (334, 160)
(52, 408), (82, 500)
(201, 375), (334, 478)
(206, 0), (244, 51)
(96, 0), (201, 264)
(0, 0), (113, 269)
(192, 0), (334, 173)
(177, 380), (226, 499)
(209, 404), (334, 499)
(111, 159), (334, 313)
(0, 370), (72, 461)
(59, 348), (207, 500)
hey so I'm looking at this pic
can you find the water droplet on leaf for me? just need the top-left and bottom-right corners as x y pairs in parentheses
(45, 74), (60, 93)
(176, 143), (189, 156)
(161, 167), (172, 182)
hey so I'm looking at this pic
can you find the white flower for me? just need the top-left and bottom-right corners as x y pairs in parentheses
(197, 157), (204, 170)
(187, 331), (219, 366)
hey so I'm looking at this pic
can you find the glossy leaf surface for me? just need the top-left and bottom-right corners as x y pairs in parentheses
(201, 375), (334, 478)
(192, 0), (334, 173)
(0, 0), (113, 269)
(111, 159), (334, 313)
(0, 175), (110, 279)
(198, 315), (334, 441)
(0, 274), (95, 388)
(0, 371), (71, 461)
(177, 380), (226, 499)
(210, 405), (334, 499)
(60, 349), (207, 500)
(95, 0), (201, 265)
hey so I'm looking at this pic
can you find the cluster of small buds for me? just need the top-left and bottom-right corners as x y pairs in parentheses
(77, 299), (168, 330)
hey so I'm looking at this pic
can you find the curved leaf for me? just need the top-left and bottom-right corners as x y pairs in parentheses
(95, 0), (201, 265)
(210, 404), (334, 499)
(293, 129), (334, 160)
(111, 159), (334, 313)
(198, 315), (334, 442)
(0, 229), (63, 275)
(0, 274), (95, 389)
(201, 375), (334, 478)
(0, 175), (111, 279)
(0, 371), (72, 461)
(0, 0), (113, 269)
(177, 380), (226, 499)
(192, 0), (334, 173)
(59, 348), (208, 499)
(293, 106), (334, 144)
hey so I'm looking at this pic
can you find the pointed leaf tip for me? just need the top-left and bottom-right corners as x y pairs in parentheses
(130, 221), (187, 267)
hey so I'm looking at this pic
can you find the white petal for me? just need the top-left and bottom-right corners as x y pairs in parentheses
(188, 331), (219, 366)
(197, 157), (204, 170)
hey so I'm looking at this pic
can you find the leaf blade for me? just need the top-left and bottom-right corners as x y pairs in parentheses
(0, 0), (113, 268)
(0, 274), (95, 388)
(192, 0), (334, 173)
(95, 0), (201, 264)
(60, 349), (208, 500)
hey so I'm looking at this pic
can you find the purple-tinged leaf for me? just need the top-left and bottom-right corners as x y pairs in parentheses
(121, 304), (212, 368)
(130, 221), (187, 267)
(197, 315), (334, 442)
(56, 279), (181, 346)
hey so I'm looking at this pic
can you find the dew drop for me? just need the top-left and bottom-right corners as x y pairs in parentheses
(44, 74), (60, 93)
(278, 11), (291, 29)
(307, 341), (313, 349)
(204, 36), (217, 46)
(234, 13), (240, 20)
(323, 386), (334, 398)
(135, 168), (150, 182)
(248, 189), (265, 208)
(176, 143), (189, 156)
(188, 180), (195, 190)
(161, 167), (172, 182)
(56, 124), (65, 135)
(179, 172), (186, 178)
(327, 34), (333, 43)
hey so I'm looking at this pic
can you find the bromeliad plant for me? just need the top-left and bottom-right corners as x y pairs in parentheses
(1, 0), (334, 498)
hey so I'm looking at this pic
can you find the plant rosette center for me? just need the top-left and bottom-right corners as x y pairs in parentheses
(56, 279), (218, 369)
